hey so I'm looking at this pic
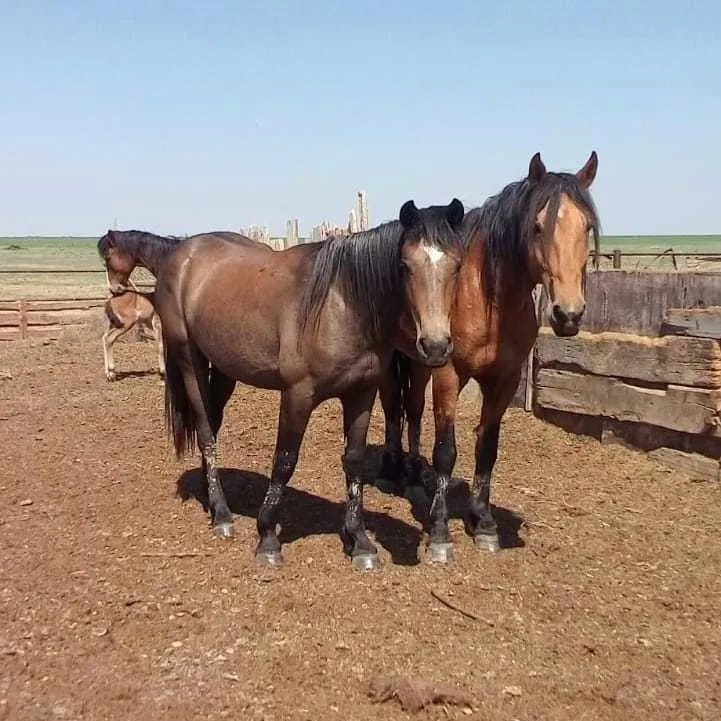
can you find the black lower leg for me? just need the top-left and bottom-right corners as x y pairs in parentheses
(256, 447), (299, 559)
(340, 389), (378, 566)
(467, 421), (500, 538)
(202, 440), (234, 535)
(429, 424), (456, 545)
(255, 389), (309, 564)
(341, 449), (377, 559)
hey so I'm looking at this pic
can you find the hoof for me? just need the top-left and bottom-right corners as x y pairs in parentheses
(256, 550), (284, 567)
(426, 541), (454, 564)
(351, 553), (379, 571)
(106, 372), (117, 382)
(213, 522), (235, 539)
(474, 532), (500, 553)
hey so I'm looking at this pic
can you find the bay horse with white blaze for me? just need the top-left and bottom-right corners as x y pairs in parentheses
(154, 199), (465, 570)
(380, 152), (600, 563)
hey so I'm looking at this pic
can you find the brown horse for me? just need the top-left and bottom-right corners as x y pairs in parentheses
(97, 229), (261, 381)
(102, 290), (164, 381)
(97, 229), (257, 293)
(379, 153), (600, 562)
(154, 199), (465, 570)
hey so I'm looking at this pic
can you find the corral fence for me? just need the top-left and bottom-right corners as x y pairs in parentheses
(509, 269), (721, 482)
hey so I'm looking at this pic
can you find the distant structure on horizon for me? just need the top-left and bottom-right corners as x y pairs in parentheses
(242, 190), (369, 250)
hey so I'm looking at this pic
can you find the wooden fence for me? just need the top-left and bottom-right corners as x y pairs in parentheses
(0, 297), (107, 341)
(527, 270), (721, 482)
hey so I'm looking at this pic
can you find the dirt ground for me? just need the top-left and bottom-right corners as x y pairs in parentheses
(1, 331), (719, 721)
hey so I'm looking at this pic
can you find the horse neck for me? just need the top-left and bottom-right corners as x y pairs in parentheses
(465, 233), (536, 315)
(130, 232), (178, 276)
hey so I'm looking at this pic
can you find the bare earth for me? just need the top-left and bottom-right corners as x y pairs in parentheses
(0, 332), (719, 721)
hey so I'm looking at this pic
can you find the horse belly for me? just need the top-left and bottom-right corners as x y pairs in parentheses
(193, 310), (284, 390)
(311, 348), (382, 399)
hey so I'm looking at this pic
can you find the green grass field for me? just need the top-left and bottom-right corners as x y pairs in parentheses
(1, 234), (719, 300)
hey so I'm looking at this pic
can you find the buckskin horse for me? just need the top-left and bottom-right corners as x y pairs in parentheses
(154, 199), (465, 570)
(379, 152), (600, 563)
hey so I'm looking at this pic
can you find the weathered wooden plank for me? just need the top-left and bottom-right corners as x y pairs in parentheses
(536, 328), (721, 388)
(539, 271), (721, 336)
(648, 447), (720, 482)
(535, 368), (721, 437)
(25, 298), (106, 312)
(661, 307), (721, 340)
(26, 309), (102, 326)
(0, 310), (20, 327)
(0, 300), (20, 312)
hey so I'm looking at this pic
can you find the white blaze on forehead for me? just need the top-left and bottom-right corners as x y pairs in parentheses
(421, 242), (445, 266)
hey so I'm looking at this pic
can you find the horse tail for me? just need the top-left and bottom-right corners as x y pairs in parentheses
(104, 298), (124, 329)
(163, 345), (203, 459)
(389, 349), (412, 436)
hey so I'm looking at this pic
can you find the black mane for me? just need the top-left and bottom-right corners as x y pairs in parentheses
(464, 172), (600, 301)
(299, 206), (463, 341)
(97, 230), (185, 275)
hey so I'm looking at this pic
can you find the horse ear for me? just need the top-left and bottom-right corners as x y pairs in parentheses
(528, 152), (546, 183)
(399, 200), (420, 229)
(576, 150), (598, 188)
(105, 229), (115, 246)
(446, 198), (464, 230)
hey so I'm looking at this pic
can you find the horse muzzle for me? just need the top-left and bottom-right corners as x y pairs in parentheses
(549, 303), (585, 337)
(416, 334), (454, 367)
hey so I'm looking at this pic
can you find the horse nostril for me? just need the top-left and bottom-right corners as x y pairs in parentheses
(552, 304), (585, 327)
(420, 335), (452, 358)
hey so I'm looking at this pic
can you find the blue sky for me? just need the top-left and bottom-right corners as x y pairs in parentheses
(1, 0), (719, 237)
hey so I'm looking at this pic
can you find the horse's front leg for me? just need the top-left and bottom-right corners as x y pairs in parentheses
(255, 385), (312, 566)
(340, 385), (379, 570)
(467, 371), (521, 552)
(426, 364), (461, 563)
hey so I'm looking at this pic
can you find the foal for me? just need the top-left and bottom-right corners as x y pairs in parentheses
(102, 290), (164, 381)
(380, 153), (600, 562)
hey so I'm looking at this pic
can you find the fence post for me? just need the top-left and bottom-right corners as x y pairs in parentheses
(524, 285), (543, 412)
(612, 249), (622, 269)
(18, 299), (28, 340)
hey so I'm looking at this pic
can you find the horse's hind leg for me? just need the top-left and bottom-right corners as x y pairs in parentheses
(256, 386), (312, 566)
(377, 371), (404, 492)
(103, 323), (130, 381)
(175, 344), (235, 539)
(467, 371), (521, 553)
(201, 368), (237, 480)
(208, 368), (236, 436)
(340, 385), (379, 570)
